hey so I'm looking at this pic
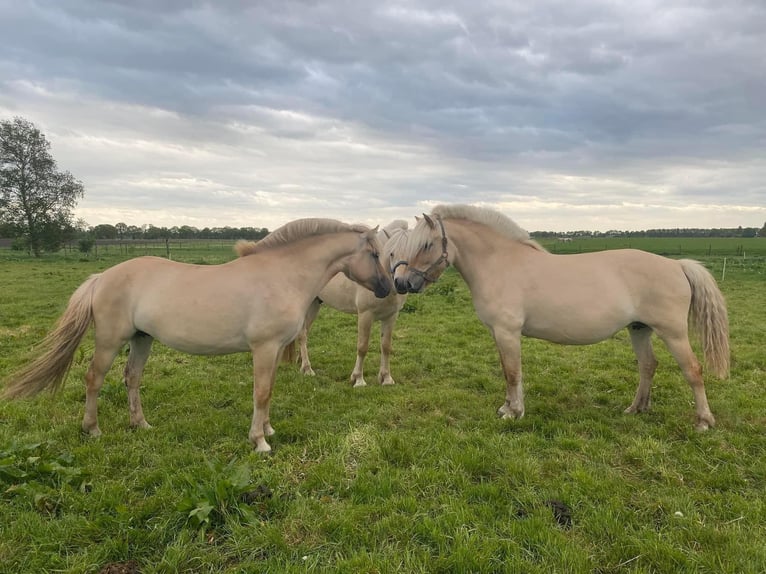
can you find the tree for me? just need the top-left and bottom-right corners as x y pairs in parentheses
(0, 117), (84, 256)
(759, 222), (766, 238)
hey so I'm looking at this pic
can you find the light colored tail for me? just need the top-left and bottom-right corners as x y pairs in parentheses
(281, 340), (297, 364)
(2, 274), (100, 399)
(680, 260), (730, 379)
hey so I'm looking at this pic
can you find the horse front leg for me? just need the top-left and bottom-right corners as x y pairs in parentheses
(249, 344), (281, 452)
(350, 312), (374, 387)
(493, 329), (524, 419)
(377, 313), (398, 385)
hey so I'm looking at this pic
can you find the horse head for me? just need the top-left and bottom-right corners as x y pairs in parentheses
(394, 213), (450, 294)
(344, 227), (392, 299)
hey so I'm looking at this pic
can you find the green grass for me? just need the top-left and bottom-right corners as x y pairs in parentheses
(1, 242), (765, 573)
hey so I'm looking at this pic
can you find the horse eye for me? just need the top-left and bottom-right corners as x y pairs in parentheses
(424, 242), (433, 251)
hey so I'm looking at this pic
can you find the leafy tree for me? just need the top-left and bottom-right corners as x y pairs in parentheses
(759, 222), (766, 238)
(91, 223), (117, 239)
(0, 117), (84, 256)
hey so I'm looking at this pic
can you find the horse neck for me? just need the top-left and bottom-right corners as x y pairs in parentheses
(446, 219), (536, 288)
(278, 231), (360, 292)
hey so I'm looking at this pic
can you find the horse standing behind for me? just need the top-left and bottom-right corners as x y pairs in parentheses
(1, 219), (392, 452)
(297, 220), (410, 386)
(394, 204), (729, 430)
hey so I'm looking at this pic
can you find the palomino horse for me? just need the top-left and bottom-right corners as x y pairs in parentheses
(297, 220), (410, 386)
(394, 204), (729, 430)
(2, 219), (392, 452)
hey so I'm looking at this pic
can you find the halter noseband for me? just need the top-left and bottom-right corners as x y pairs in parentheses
(397, 215), (449, 283)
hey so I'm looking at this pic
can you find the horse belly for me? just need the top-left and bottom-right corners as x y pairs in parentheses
(145, 316), (251, 355)
(522, 300), (632, 345)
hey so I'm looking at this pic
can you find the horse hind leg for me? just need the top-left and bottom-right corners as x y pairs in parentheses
(657, 330), (715, 431)
(625, 324), (657, 415)
(124, 332), (154, 429)
(82, 338), (124, 437)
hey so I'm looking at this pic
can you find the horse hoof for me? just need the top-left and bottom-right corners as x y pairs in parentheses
(84, 427), (102, 438)
(131, 420), (152, 430)
(379, 376), (395, 386)
(352, 380), (367, 388)
(301, 367), (316, 376)
(253, 440), (272, 453)
(694, 415), (714, 432)
(497, 405), (524, 419)
(624, 402), (651, 414)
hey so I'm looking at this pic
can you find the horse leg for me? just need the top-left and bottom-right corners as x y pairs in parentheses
(625, 325), (657, 414)
(249, 343), (281, 452)
(350, 311), (373, 387)
(82, 339), (123, 437)
(124, 333), (154, 429)
(494, 329), (525, 419)
(658, 333), (715, 431)
(377, 313), (397, 385)
(298, 299), (322, 376)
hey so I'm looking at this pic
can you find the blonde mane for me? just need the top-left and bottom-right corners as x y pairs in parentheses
(236, 218), (370, 257)
(430, 204), (547, 252)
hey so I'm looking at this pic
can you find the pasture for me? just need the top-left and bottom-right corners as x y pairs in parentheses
(1, 239), (765, 573)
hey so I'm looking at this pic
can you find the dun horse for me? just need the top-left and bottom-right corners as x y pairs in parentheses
(2, 219), (392, 452)
(394, 204), (729, 430)
(297, 220), (410, 386)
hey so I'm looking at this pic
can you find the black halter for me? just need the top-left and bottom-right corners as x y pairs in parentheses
(394, 215), (449, 282)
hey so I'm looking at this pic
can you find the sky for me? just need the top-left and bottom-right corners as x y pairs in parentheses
(1, 0), (764, 233)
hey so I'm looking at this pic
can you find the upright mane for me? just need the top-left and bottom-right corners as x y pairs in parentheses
(379, 219), (408, 241)
(383, 226), (409, 257)
(430, 204), (547, 252)
(236, 218), (370, 257)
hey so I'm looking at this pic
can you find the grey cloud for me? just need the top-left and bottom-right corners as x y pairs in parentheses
(1, 0), (764, 230)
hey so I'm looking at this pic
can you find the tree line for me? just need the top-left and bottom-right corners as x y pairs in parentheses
(532, 225), (766, 239)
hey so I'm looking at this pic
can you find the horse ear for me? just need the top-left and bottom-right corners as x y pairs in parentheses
(423, 213), (436, 229)
(382, 228), (391, 240)
(365, 226), (379, 239)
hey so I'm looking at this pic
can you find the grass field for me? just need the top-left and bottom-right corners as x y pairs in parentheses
(1, 239), (765, 573)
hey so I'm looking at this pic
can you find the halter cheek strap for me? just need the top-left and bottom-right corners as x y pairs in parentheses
(407, 216), (449, 283)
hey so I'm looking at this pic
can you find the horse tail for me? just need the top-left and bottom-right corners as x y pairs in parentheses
(281, 340), (297, 364)
(679, 259), (730, 379)
(1, 274), (100, 399)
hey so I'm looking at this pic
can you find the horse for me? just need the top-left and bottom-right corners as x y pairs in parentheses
(393, 204), (729, 431)
(1, 219), (392, 452)
(296, 220), (410, 386)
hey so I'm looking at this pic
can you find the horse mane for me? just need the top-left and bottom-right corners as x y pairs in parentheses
(235, 218), (370, 257)
(430, 204), (547, 252)
(380, 219), (408, 239)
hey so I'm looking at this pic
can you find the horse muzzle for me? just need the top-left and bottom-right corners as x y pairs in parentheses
(373, 277), (392, 298)
(394, 276), (410, 295)
(402, 272), (426, 294)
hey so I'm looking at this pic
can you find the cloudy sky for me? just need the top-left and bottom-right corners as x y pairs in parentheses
(1, 0), (764, 232)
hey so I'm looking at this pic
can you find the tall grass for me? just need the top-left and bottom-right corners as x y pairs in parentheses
(0, 242), (764, 573)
